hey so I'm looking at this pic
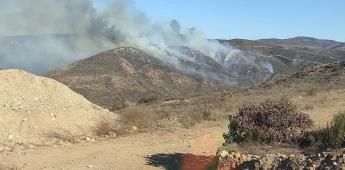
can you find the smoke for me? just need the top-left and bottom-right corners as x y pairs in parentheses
(0, 0), (231, 74)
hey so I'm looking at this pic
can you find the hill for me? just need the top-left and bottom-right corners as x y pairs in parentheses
(220, 37), (345, 79)
(47, 47), (230, 109)
(258, 60), (345, 89)
(47, 37), (345, 110)
(258, 36), (344, 49)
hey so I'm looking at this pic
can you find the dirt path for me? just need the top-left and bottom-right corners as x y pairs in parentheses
(0, 122), (227, 170)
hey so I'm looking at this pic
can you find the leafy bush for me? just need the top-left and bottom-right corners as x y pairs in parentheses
(301, 112), (345, 148)
(223, 98), (313, 144)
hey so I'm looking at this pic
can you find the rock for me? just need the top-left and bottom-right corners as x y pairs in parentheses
(50, 114), (57, 120)
(109, 132), (117, 138)
(132, 126), (138, 131)
(234, 152), (241, 158)
(220, 150), (229, 159)
(8, 134), (14, 139)
(87, 165), (93, 168)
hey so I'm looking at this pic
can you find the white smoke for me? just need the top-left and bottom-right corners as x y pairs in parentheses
(0, 0), (230, 74)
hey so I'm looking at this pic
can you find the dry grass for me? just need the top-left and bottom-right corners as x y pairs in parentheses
(115, 94), (229, 129)
(120, 107), (159, 129)
(111, 80), (344, 133)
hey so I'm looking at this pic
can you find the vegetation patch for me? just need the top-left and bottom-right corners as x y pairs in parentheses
(223, 98), (313, 145)
(301, 112), (345, 149)
(138, 95), (160, 104)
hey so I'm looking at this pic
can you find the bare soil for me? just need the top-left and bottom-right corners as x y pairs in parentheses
(0, 122), (227, 170)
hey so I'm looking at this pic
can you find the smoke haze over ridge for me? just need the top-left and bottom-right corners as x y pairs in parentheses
(0, 0), (231, 74)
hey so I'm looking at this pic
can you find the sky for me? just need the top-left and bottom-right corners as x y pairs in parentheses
(93, 0), (345, 42)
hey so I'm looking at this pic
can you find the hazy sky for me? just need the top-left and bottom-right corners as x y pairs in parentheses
(93, 0), (345, 42)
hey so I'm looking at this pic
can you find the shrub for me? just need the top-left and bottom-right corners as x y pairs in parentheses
(110, 99), (128, 111)
(220, 89), (232, 101)
(121, 107), (158, 129)
(178, 104), (213, 128)
(138, 95), (160, 104)
(304, 87), (318, 96)
(223, 98), (313, 144)
(301, 112), (345, 148)
(94, 118), (118, 137)
(304, 104), (314, 110)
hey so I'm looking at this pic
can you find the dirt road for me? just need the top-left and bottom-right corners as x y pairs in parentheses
(0, 122), (227, 170)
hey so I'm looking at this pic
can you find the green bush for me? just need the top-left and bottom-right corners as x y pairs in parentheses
(224, 98), (313, 144)
(301, 112), (345, 148)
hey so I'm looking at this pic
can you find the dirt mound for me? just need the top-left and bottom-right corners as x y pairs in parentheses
(0, 69), (119, 147)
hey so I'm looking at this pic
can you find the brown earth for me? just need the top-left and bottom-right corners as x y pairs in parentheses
(0, 121), (226, 170)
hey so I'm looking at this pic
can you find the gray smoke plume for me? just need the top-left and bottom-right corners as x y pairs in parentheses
(0, 0), (231, 74)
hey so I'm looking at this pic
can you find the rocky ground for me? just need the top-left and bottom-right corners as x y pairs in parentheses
(218, 149), (345, 169)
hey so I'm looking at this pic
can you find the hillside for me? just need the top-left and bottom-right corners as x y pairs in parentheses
(219, 37), (345, 78)
(258, 60), (345, 89)
(47, 47), (230, 109)
(0, 69), (119, 147)
(46, 37), (345, 110)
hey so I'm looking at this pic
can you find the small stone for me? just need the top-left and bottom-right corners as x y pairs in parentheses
(333, 162), (338, 166)
(234, 152), (241, 158)
(87, 165), (93, 168)
(8, 134), (14, 139)
(132, 126), (138, 131)
(109, 132), (117, 138)
(220, 150), (229, 158)
(50, 114), (57, 120)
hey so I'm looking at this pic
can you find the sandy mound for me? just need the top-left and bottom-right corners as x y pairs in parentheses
(0, 69), (119, 146)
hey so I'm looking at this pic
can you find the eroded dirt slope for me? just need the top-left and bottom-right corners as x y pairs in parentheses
(0, 69), (119, 147)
